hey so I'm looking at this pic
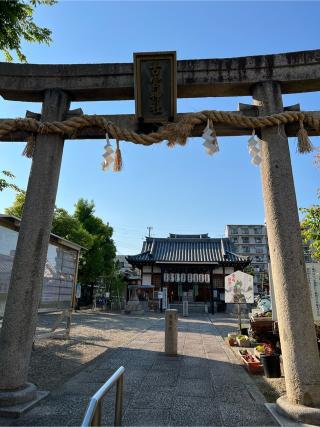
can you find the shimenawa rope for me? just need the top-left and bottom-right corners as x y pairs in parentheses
(0, 110), (317, 169)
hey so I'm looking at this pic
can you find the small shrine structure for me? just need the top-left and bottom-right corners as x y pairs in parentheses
(127, 233), (250, 313)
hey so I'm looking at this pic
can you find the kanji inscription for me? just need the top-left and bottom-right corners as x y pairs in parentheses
(134, 51), (177, 123)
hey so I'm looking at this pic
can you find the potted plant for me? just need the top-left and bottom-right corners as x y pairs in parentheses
(227, 333), (237, 346)
(239, 349), (263, 374)
(236, 334), (250, 347)
(254, 343), (273, 359)
(259, 344), (281, 378)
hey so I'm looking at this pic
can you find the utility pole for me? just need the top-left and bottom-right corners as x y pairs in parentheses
(147, 226), (153, 238)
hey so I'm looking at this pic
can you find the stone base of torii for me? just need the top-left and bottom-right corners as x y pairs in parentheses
(0, 50), (320, 424)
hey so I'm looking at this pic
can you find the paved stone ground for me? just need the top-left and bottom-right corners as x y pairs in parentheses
(0, 314), (278, 426)
(28, 311), (164, 392)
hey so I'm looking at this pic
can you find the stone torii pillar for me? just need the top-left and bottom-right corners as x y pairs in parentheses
(253, 81), (320, 424)
(0, 89), (69, 414)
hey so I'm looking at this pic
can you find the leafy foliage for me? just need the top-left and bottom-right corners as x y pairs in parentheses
(74, 199), (116, 285)
(4, 190), (26, 217)
(300, 203), (320, 261)
(52, 208), (93, 250)
(0, 0), (55, 62)
(0, 170), (22, 193)
(98, 267), (127, 300)
(244, 265), (255, 276)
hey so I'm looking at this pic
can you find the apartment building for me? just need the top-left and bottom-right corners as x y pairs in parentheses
(225, 224), (269, 293)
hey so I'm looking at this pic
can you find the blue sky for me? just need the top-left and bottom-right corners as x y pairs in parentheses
(0, 1), (319, 254)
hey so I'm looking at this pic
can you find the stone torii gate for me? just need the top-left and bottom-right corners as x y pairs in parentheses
(0, 50), (320, 424)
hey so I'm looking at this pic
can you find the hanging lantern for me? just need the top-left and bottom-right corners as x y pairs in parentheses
(199, 273), (204, 283)
(205, 273), (210, 283)
(170, 273), (175, 283)
(175, 273), (180, 283)
(193, 273), (199, 283)
(163, 273), (169, 283)
(180, 273), (186, 283)
(187, 273), (193, 283)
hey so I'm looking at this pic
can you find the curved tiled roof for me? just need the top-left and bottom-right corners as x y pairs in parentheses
(127, 235), (250, 265)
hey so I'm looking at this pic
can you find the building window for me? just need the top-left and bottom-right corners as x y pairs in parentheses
(241, 228), (249, 234)
(256, 247), (264, 254)
(212, 275), (224, 288)
(242, 246), (250, 253)
(242, 237), (249, 243)
(255, 237), (262, 243)
(253, 227), (260, 234)
(233, 237), (238, 243)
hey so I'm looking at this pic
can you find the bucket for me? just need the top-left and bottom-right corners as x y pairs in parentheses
(260, 354), (281, 378)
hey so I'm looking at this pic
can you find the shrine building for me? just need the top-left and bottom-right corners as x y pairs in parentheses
(127, 233), (250, 313)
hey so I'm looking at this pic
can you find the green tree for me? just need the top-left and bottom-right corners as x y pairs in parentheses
(301, 203), (320, 261)
(4, 189), (25, 216)
(244, 265), (255, 276)
(108, 268), (127, 309)
(0, 170), (22, 193)
(52, 208), (93, 250)
(0, 0), (56, 62)
(74, 199), (116, 285)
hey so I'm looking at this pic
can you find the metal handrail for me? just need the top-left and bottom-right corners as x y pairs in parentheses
(81, 366), (125, 427)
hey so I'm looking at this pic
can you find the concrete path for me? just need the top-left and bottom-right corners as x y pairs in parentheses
(1, 314), (278, 426)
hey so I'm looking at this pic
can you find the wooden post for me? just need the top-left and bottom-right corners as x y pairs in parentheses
(0, 90), (69, 402)
(210, 270), (214, 314)
(252, 81), (320, 423)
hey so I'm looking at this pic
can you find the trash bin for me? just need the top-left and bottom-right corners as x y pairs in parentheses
(260, 354), (281, 378)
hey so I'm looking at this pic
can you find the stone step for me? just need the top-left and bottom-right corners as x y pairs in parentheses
(169, 303), (208, 313)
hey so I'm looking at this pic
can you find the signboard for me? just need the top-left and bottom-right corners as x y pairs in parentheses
(225, 271), (254, 304)
(305, 263), (320, 321)
(183, 300), (188, 317)
(270, 262), (320, 321)
(76, 284), (81, 299)
(0, 226), (77, 313)
(269, 263), (277, 320)
(134, 51), (177, 123)
(162, 287), (168, 309)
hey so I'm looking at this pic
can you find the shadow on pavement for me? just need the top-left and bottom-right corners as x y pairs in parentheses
(5, 345), (277, 427)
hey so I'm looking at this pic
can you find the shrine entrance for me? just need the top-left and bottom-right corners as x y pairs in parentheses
(0, 50), (320, 423)
(167, 283), (210, 303)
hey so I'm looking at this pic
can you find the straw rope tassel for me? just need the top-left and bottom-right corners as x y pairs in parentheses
(22, 134), (36, 158)
(167, 138), (176, 148)
(113, 140), (123, 172)
(297, 120), (313, 153)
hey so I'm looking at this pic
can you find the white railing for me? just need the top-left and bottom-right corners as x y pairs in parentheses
(81, 366), (125, 427)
